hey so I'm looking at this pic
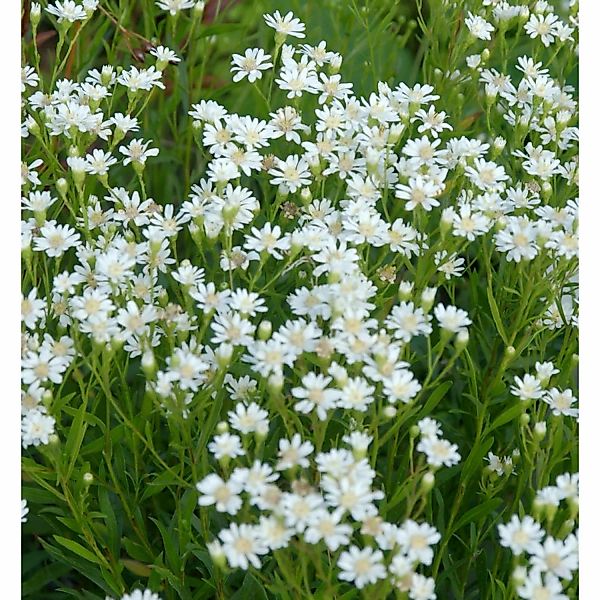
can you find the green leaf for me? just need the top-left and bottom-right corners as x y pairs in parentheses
(230, 572), (269, 600)
(53, 535), (102, 565)
(452, 497), (503, 533)
(486, 402), (523, 434)
(486, 285), (509, 346)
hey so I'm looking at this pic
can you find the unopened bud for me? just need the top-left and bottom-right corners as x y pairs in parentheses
(421, 287), (437, 312)
(207, 540), (226, 569)
(329, 53), (343, 73)
(30, 3), (41, 26)
(268, 373), (284, 393)
(421, 472), (435, 493)
(534, 421), (547, 440)
(216, 421), (228, 434)
(258, 320), (272, 340)
(141, 349), (156, 377)
(455, 329), (469, 352)
(300, 187), (312, 205)
(409, 425), (420, 439)
(398, 281), (413, 301)
(83, 472), (94, 485)
(42, 389), (53, 409)
(216, 343), (233, 368)
(383, 405), (397, 418)
(56, 178), (68, 198)
(512, 566), (527, 586)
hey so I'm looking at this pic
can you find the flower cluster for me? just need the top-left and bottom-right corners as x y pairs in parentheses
(20, 0), (578, 597)
(498, 472), (579, 600)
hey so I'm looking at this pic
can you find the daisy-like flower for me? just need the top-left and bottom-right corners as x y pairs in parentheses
(21, 66), (40, 93)
(264, 10), (306, 39)
(34, 221), (81, 258)
(21, 159), (44, 187)
(292, 372), (340, 421)
(510, 374), (544, 402)
(117, 66), (165, 92)
(529, 536), (578, 580)
(494, 217), (539, 262)
(218, 523), (268, 570)
(433, 304), (472, 334)
(155, 0), (194, 15)
(517, 569), (568, 600)
(196, 474), (243, 515)
(276, 433), (314, 470)
(498, 515), (545, 555)
(465, 12), (495, 41)
(397, 520), (441, 566)
(417, 436), (461, 468)
(119, 138), (159, 166)
(46, 0), (87, 23)
(85, 149), (117, 176)
(543, 387), (579, 418)
(21, 409), (56, 448)
(208, 432), (245, 460)
(231, 48), (273, 83)
(150, 46), (181, 64)
(228, 402), (269, 435)
(21, 288), (46, 330)
(337, 546), (387, 589)
(524, 13), (560, 47)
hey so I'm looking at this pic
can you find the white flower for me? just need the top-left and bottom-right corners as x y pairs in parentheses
(155, 0), (194, 15)
(337, 546), (386, 589)
(397, 520), (441, 566)
(417, 436), (461, 468)
(264, 11), (306, 39)
(46, 0), (87, 23)
(208, 432), (245, 460)
(119, 138), (160, 165)
(498, 515), (545, 555)
(196, 474), (243, 515)
(276, 433), (314, 470)
(465, 12), (495, 40)
(231, 48), (273, 83)
(433, 304), (472, 334)
(218, 523), (268, 570)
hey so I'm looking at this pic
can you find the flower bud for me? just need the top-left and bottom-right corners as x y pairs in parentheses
(520, 412), (530, 427)
(398, 281), (413, 301)
(421, 472), (435, 493)
(216, 421), (229, 434)
(83, 472), (94, 486)
(258, 320), (272, 340)
(329, 53), (343, 74)
(30, 2), (41, 26)
(300, 187), (312, 205)
(56, 177), (68, 199)
(512, 566), (527, 586)
(383, 405), (397, 418)
(141, 349), (156, 378)
(409, 425), (420, 439)
(42, 389), (53, 409)
(421, 287), (437, 312)
(268, 373), (284, 393)
(216, 343), (233, 368)
(207, 540), (226, 569)
(455, 329), (469, 352)
(389, 123), (405, 144)
(534, 421), (547, 440)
